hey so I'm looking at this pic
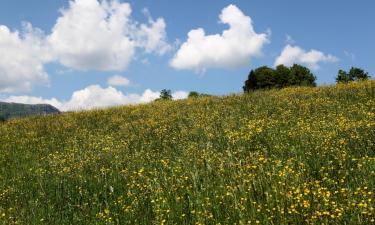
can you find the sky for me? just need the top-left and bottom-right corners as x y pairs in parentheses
(0, 0), (374, 111)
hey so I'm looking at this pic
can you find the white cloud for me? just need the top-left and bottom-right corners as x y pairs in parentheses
(170, 4), (269, 72)
(274, 44), (338, 70)
(107, 75), (130, 87)
(1, 85), (188, 111)
(61, 85), (131, 110)
(3, 95), (63, 109)
(172, 91), (189, 100)
(0, 23), (51, 93)
(139, 89), (160, 103)
(136, 8), (171, 55)
(0, 0), (170, 93)
(48, 0), (170, 71)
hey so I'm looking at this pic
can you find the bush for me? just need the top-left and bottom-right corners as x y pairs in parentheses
(188, 91), (212, 98)
(188, 91), (200, 98)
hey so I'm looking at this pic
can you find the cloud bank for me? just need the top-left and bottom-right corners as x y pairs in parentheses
(170, 4), (269, 72)
(1, 86), (188, 112)
(274, 44), (338, 70)
(0, 0), (170, 93)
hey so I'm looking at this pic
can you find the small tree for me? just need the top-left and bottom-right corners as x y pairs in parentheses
(336, 69), (351, 83)
(336, 67), (370, 83)
(159, 89), (172, 100)
(349, 67), (370, 80)
(243, 70), (257, 92)
(188, 91), (200, 98)
(0, 115), (5, 122)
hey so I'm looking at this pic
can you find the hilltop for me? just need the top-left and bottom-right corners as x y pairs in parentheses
(0, 102), (60, 121)
(0, 81), (374, 224)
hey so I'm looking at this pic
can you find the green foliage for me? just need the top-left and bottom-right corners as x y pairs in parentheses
(336, 69), (351, 83)
(336, 67), (371, 83)
(0, 102), (60, 120)
(254, 66), (276, 89)
(274, 64), (291, 88)
(0, 81), (374, 224)
(289, 64), (316, 87)
(188, 91), (200, 98)
(188, 91), (199, 98)
(159, 89), (173, 100)
(188, 91), (212, 98)
(243, 64), (316, 92)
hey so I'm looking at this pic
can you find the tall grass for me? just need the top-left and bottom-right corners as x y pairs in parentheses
(0, 81), (374, 224)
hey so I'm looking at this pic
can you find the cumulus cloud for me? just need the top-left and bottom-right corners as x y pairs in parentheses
(136, 8), (171, 55)
(172, 91), (189, 100)
(61, 85), (133, 110)
(48, 0), (170, 71)
(274, 44), (338, 70)
(0, 23), (51, 93)
(0, 0), (171, 93)
(1, 85), (188, 111)
(107, 75), (130, 87)
(170, 4), (269, 72)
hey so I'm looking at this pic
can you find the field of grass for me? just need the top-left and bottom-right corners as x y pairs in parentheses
(0, 81), (374, 225)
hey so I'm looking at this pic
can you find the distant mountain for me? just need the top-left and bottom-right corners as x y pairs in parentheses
(0, 102), (60, 121)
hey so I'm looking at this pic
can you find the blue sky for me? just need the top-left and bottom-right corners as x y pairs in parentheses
(0, 0), (374, 111)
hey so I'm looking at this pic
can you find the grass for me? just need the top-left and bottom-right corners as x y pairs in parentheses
(0, 80), (374, 225)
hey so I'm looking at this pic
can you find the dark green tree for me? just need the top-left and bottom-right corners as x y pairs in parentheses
(289, 64), (316, 87)
(348, 67), (370, 80)
(188, 91), (200, 98)
(336, 69), (351, 83)
(254, 66), (276, 89)
(243, 70), (257, 92)
(275, 65), (291, 88)
(0, 115), (5, 122)
(336, 67), (370, 83)
(244, 64), (317, 92)
(159, 89), (172, 100)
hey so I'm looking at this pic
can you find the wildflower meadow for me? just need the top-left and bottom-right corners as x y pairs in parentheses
(0, 81), (374, 225)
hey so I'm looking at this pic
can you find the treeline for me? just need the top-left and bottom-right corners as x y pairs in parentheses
(155, 64), (371, 101)
(155, 89), (212, 102)
(243, 64), (371, 92)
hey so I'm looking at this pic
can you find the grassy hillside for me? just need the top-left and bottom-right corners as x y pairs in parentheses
(0, 81), (374, 225)
(0, 102), (60, 120)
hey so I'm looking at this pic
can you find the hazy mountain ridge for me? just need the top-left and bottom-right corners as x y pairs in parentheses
(0, 102), (60, 120)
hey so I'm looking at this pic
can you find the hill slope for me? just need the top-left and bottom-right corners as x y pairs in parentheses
(0, 81), (374, 224)
(0, 102), (60, 120)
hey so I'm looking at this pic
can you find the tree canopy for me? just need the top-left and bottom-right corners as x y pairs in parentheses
(336, 67), (371, 83)
(158, 89), (173, 101)
(243, 64), (316, 92)
(188, 91), (212, 98)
